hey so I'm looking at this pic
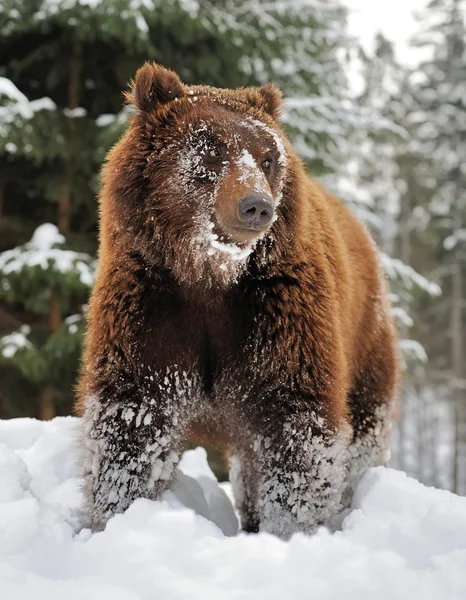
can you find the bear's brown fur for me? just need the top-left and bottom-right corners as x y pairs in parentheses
(76, 62), (400, 537)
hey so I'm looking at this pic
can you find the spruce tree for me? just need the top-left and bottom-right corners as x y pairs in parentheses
(407, 0), (466, 493)
(0, 223), (95, 418)
(338, 35), (441, 360)
(0, 0), (357, 418)
(339, 33), (457, 486)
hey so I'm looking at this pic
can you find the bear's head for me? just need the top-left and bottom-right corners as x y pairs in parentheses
(103, 62), (301, 288)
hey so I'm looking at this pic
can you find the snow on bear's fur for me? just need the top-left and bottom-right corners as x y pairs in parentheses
(76, 62), (400, 537)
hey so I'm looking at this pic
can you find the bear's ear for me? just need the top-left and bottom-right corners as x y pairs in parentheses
(254, 84), (283, 120)
(129, 62), (185, 113)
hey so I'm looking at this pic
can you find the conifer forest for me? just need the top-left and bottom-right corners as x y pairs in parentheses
(0, 0), (465, 494)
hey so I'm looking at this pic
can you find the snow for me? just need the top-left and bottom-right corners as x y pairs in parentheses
(4, 142), (17, 153)
(63, 107), (87, 118)
(64, 313), (83, 335)
(0, 224), (96, 287)
(170, 121), (275, 285)
(168, 114), (286, 281)
(236, 148), (269, 194)
(250, 118), (287, 167)
(0, 326), (31, 359)
(0, 77), (29, 105)
(399, 338), (428, 364)
(444, 229), (466, 250)
(28, 0), (154, 34)
(380, 253), (442, 296)
(0, 78), (56, 126)
(0, 417), (465, 599)
(30, 223), (65, 249)
(95, 113), (117, 127)
(209, 237), (253, 261)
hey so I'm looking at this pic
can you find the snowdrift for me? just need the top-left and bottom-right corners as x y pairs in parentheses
(0, 417), (465, 600)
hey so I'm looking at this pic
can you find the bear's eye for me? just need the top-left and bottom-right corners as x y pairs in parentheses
(262, 158), (272, 171)
(209, 148), (221, 158)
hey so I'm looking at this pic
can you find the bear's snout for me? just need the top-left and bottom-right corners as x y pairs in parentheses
(237, 194), (275, 230)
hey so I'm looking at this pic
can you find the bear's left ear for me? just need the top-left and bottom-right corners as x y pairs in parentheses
(253, 84), (283, 120)
(128, 62), (185, 113)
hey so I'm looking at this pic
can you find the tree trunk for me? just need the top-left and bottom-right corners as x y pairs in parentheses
(451, 261), (464, 494)
(396, 180), (412, 473)
(0, 180), (4, 219)
(58, 37), (82, 233)
(39, 386), (55, 421)
(39, 294), (62, 420)
(42, 40), (82, 420)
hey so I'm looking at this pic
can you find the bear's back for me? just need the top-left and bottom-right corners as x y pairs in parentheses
(302, 176), (392, 382)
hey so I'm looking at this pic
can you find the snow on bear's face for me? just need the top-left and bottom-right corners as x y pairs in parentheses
(158, 110), (287, 273)
(120, 63), (288, 288)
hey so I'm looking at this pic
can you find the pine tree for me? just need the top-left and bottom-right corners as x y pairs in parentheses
(407, 0), (466, 493)
(0, 1), (172, 417)
(0, 223), (95, 418)
(0, 0), (358, 418)
(337, 35), (441, 359)
(349, 2), (466, 491)
(338, 33), (454, 485)
(0, 0), (440, 425)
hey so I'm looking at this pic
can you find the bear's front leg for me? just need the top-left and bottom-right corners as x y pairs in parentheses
(229, 451), (260, 533)
(254, 411), (351, 538)
(80, 368), (191, 531)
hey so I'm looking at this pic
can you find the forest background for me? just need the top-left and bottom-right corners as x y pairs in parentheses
(0, 0), (465, 494)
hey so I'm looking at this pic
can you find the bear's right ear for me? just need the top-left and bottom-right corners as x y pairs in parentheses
(255, 84), (283, 120)
(128, 62), (185, 113)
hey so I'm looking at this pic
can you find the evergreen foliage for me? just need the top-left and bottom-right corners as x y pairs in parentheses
(2, 0), (460, 495)
(348, 1), (466, 493)
(0, 0), (355, 418)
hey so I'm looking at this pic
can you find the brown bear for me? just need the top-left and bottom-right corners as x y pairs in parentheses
(76, 62), (400, 537)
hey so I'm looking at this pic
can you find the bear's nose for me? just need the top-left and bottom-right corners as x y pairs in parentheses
(238, 194), (275, 229)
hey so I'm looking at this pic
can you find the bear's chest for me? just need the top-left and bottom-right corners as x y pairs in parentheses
(140, 290), (257, 391)
(193, 298), (255, 393)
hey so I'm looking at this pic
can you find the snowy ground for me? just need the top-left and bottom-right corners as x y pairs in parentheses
(0, 417), (465, 600)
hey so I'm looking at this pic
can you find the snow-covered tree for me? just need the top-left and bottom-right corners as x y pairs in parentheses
(0, 0), (359, 418)
(406, 0), (466, 493)
(333, 32), (458, 486)
(0, 224), (95, 418)
(346, 3), (466, 493)
(336, 35), (441, 361)
(1, 1), (449, 479)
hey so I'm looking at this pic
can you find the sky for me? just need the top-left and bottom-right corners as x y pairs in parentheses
(346, 0), (427, 64)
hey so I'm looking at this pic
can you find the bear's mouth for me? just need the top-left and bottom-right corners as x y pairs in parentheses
(235, 225), (267, 233)
(210, 215), (269, 248)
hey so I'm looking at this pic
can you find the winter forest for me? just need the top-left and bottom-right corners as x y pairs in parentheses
(2, 1), (466, 598)
(0, 0), (465, 502)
